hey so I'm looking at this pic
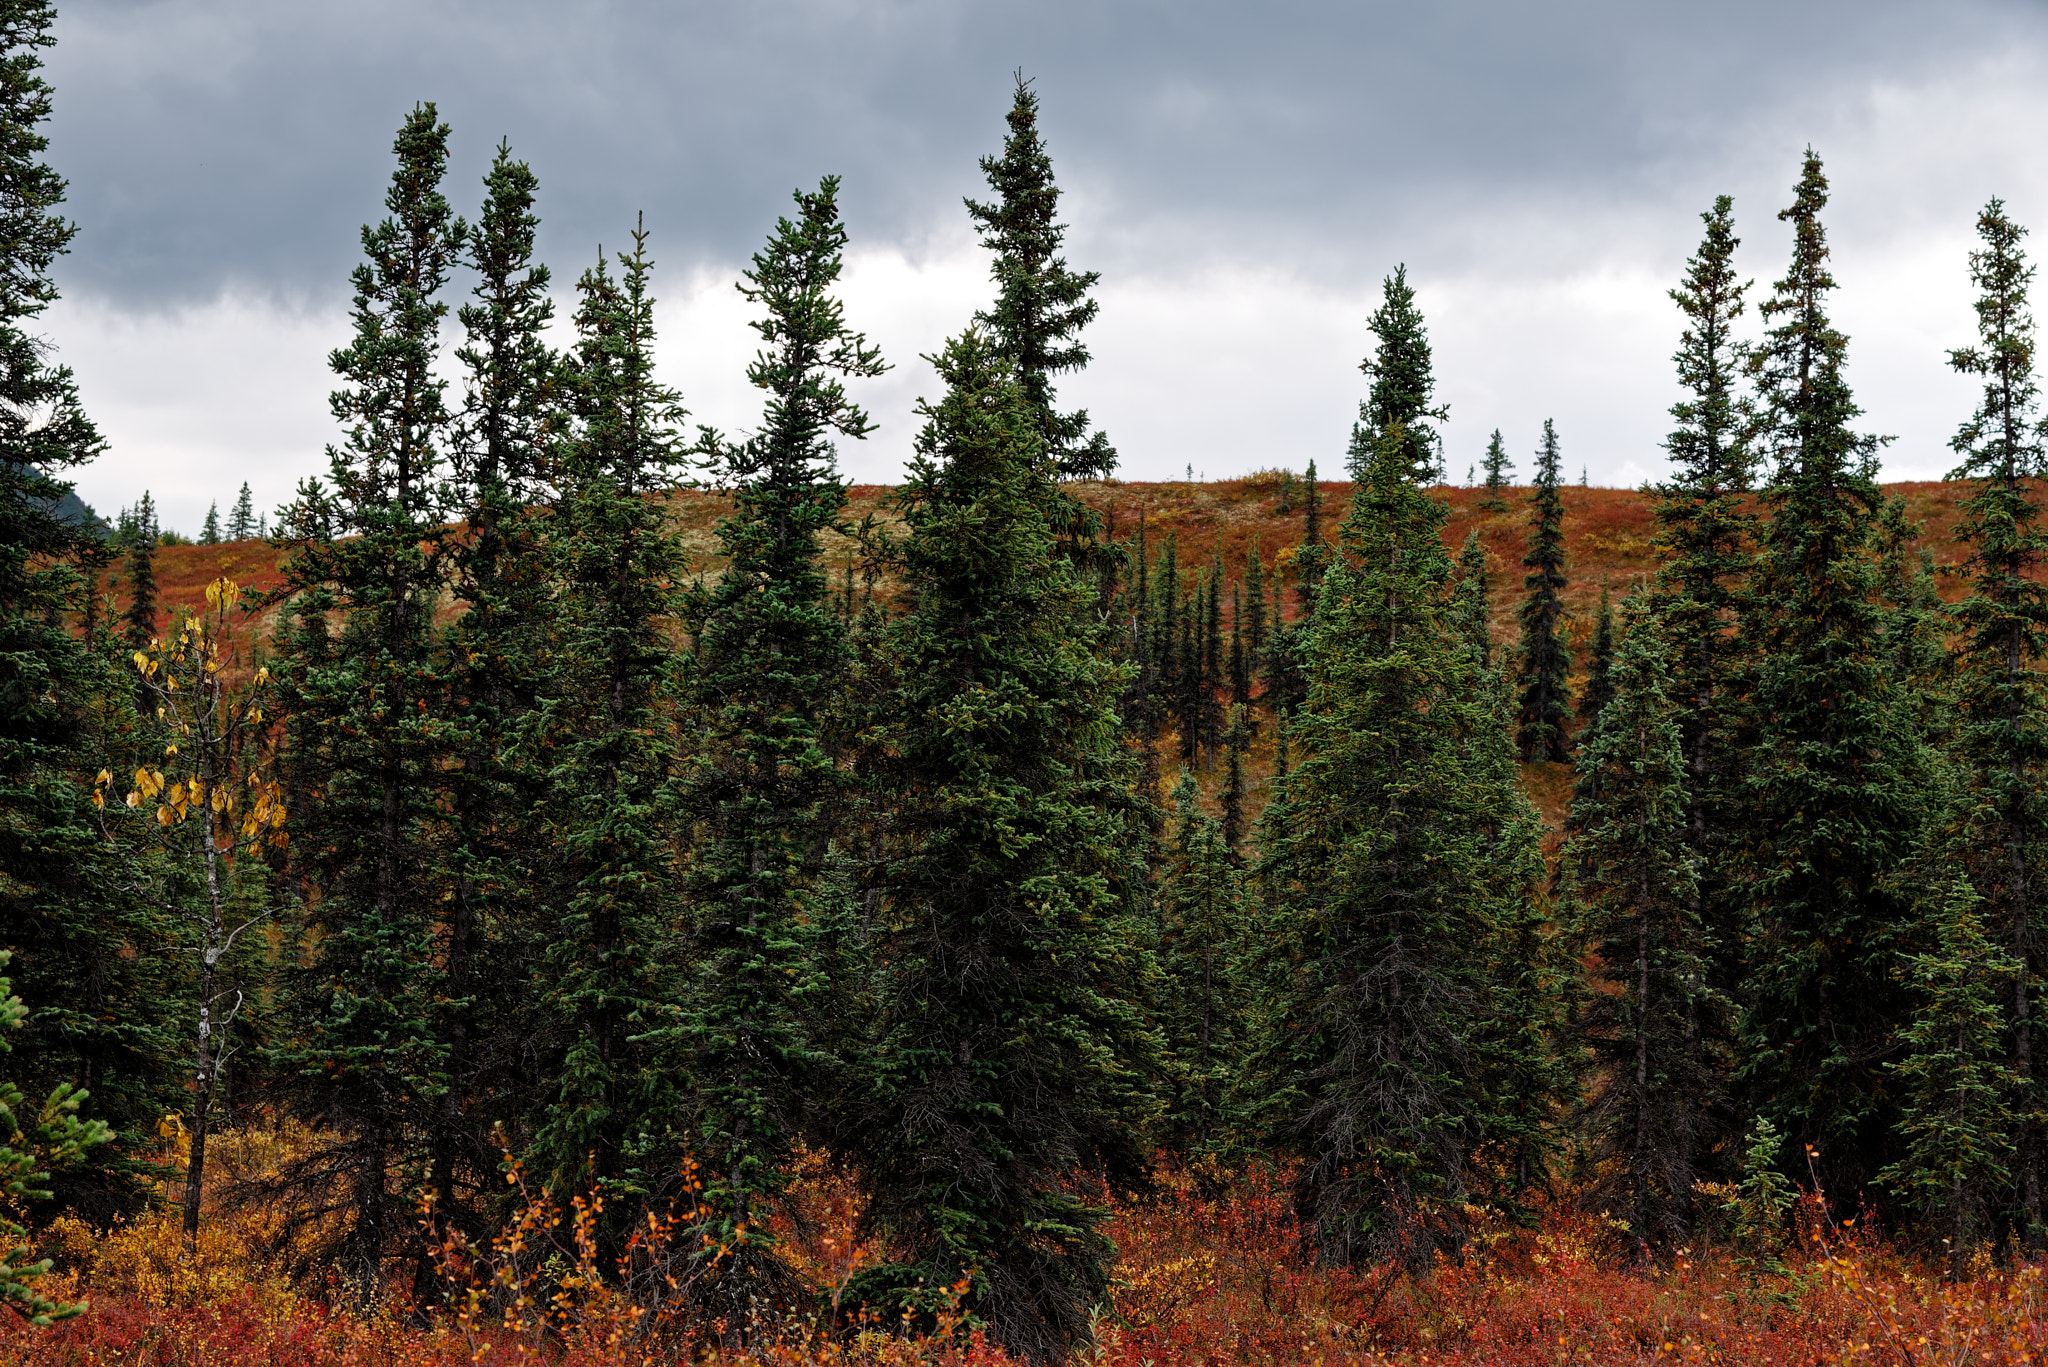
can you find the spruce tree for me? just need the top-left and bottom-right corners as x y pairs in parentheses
(1646, 198), (1756, 1167)
(1253, 421), (1549, 1264)
(1357, 265), (1448, 484)
(1514, 420), (1572, 763)
(1880, 878), (2020, 1275)
(267, 103), (465, 1286)
(120, 492), (158, 651)
(0, 0), (183, 1221)
(1295, 458), (1324, 617)
(673, 177), (883, 1319)
(1737, 150), (1921, 1199)
(1158, 773), (1247, 1157)
(1566, 583), (1617, 828)
(199, 501), (219, 545)
(1454, 530), (1492, 667)
(227, 481), (256, 541)
(1563, 611), (1724, 1254)
(528, 221), (691, 1211)
(425, 139), (561, 1253)
(1244, 531), (1267, 663)
(1942, 197), (2048, 1243)
(966, 75), (1113, 480)
(846, 330), (1154, 1362)
(1480, 429), (1512, 510)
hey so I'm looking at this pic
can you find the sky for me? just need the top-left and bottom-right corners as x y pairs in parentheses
(37, 0), (2048, 532)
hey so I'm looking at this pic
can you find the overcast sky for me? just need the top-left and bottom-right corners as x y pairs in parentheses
(39, 0), (2048, 531)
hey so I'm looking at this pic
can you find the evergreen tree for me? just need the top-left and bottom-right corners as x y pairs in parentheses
(227, 481), (256, 540)
(1563, 611), (1724, 1255)
(1158, 773), (1247, 1156)
(1943, 197), (2048, 1244)
(0, 0), (174, 1222)
(846, 330), (1154, 1362)
(1567, 583), (1617, 827)
(1737, 150), (1921, 1200)
(199, 501), (219, 545)
(1480, 429), (1511, 511)
(1356, 265), (1447, 483)
(966, 75), (1113, 480)
(1880, 879), (2020, 1275)
(1295, 458), (1324, 618)
(1244, 531), (1267, 663)
(1514, 420), (1572, 763)
(1647, 198), (1757, 1169)
(120, 491), (158, 650)
(425, 138), (561, 1255)
(267, 104), (466, 1286)
(528, 220), (691, 1213)
(1220, 703), (1249, 857)
(1453, 529), (1492, 667)
(673, 177), (883, 1319)
(1254, 421), (1549, 1264)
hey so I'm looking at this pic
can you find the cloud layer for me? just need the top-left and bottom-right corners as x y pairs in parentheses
(41, 0), (2048, 529)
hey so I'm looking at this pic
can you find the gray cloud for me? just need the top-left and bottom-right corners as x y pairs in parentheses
(37, 0), (2048, 528)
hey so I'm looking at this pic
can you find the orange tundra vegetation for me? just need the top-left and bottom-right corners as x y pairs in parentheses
(22, 474), (2048, 1365)
(5, 1121), (2047, 1365)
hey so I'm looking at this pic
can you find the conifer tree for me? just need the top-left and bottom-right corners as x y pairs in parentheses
(1647, 197), (1756, 1133)
(1880, 879), (2020, 1275)
(528, 220), (691, 1210)
(267, 103), (466, 1285)
(1454, 530), (1492, 667)
(1737, 150), (1921, 1199)
(674, 178), (883, 1317)
(1514, 420), (1572, 762)
(966, 75), (1113, 480)
(1480, 429), (1511, 510)
(199, 501), (219, 545)
(1158, 773), (1247, 1156)
(1244, 532), (1267, 663)
(227, 481), (256, 541)
(1220, 703), (1249, 857)
(425, 139), (561, 1248)
(847, 330), (1154, 1362)
(1295, 458), (1324, 617)
(1254, 421), (1549, 1264)
(1357, 265), (1448, 484)
(120, 492), (158, 651)
(1563, 611), (1724, 1254)
(1942, 197), (2048, 1242)
(1567, 584), (1618, 826)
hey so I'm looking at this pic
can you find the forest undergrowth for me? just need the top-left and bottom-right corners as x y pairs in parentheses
(6, 1119), (2045, 1367)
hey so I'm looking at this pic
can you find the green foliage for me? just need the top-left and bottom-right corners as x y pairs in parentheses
(1157, 773), (1248, 1156)
(226, 481), (256, 541)
(0, 951), (111, 1326)
(1564, 610), (1726, 1250)
(966, 75), (1113, 481)
(1254, 420), (1550, 1264)
(848, 329), (1155, 1363)
(1480, 429), (1511, 510)
(1514, 419), (1572, 763)
(1356, 265), (1448, 484)
(1881, 879), (2021, 1271)
(672, 176), (883, 1313)
(1737, 150), (1922, 1200)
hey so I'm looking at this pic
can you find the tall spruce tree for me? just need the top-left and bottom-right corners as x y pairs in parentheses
(199, 501), (219, 545)
(1737, 150), (1921, 1200)
(1514, 420), (1572, 763)
(528, 221), (691, 1210)
(1647, 198), (1756, 1170)
(673, 177), (883, 1320)
(267, 103), (466, 1285)
(227, 481), (256, 540)
(1480, 429), (1512, 511)
(1158, 772), (1248, 1157)
(1942, 197), (2048, 1244)
(1253, 420), (1550, 1264)
(966, 75), (1113, 480)
(1453, 530), (1492, 667)
(1356, 265), (1448, 484)
(1566, 584), (1618, 831)
(119, 492), (157, 651)
(0, 0), (167, 1221)
(424, 139), (561, 1254)
(1563, 611), (1724, 1255)
(846, 330), (1154, 1363)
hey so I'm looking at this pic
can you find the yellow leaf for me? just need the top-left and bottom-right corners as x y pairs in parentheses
(126, 791), (141, 809)
(131, 651), (149, 673)
(95, 769), (111, 787)
(155, 806), (173, 826)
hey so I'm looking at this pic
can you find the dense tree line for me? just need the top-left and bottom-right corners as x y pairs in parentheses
(8, 0), (2048, 1354)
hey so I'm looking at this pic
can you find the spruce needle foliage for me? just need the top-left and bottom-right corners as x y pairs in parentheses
(1563, 609), (1725, 1254)
(847, 329), (1155, 1364)
(1943, 198), (2048, 1247)
(1356, 265), (1449, 484)
(1514, 419), (1572, 763)
(1737, 150), (1922, 1199)
(1254, 421), (1547, 1265)
(672, 176), (883, 1318)
(1157, 773), (1248, 1158)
